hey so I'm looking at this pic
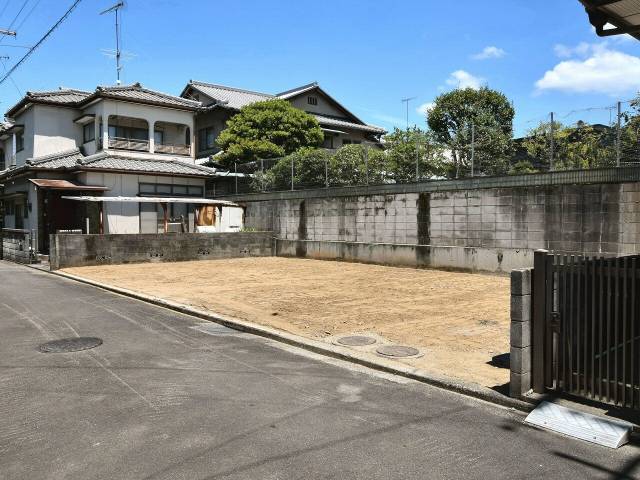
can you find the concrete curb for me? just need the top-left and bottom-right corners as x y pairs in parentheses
(38, 266), (535, 413)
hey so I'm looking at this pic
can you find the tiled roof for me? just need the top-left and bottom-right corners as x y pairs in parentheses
(313, 113), (386, 134)
(10, 148), (215, 177)
(276, 82), (319, 100)
(6, 83), (201, 117)
(80, 151), (216, 176)
(28, 148), (86, 168)
(185, 80), (273, 109)
(94, 83), (201, 109)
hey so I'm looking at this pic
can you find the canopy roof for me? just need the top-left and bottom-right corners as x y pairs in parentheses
(580, 0), (640, 39)
(61, 195), (239, 206)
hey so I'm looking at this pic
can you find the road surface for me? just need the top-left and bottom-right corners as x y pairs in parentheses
(0, 261), (638, 479)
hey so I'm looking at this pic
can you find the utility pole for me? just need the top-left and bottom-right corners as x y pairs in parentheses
(616, 101), (622, 167)
(549, 112), (555, 171)
(100, 1), (124, 85)
(401, 96), (417, 130)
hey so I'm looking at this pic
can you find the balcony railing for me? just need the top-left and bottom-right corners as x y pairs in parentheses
(155, 142), (191, 156)
(107, 136), (149, 152)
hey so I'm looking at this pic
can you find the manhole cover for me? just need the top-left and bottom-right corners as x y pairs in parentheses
(337, 335), (376, 346)
(376, 345), (420, 358)
(38, 337), (103, 353)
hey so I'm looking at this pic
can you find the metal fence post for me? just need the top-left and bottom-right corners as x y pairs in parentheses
(364, 146), (369, 185)
(532, 249), (548, 393)
(260, 158), (265, 191)
(616, 101), (622, 167)
(470, 123), (475, 177)
(291, 156), (294, 191)
(549, 112), (555, 171)
(234, 162), (238, 194)
(415, 138), (420, 182)
(325, 156), (329, 188)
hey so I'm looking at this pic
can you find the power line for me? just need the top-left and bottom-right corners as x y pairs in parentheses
(14, 0), (43, 32)
(0, 0), (83, 87)
(0, 0), (29, 43)
(0, 1), (10, 22)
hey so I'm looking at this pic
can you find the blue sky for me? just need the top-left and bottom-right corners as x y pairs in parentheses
(0, 0), (639, 136)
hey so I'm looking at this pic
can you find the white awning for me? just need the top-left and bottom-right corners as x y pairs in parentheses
(61, 195), (239, 206)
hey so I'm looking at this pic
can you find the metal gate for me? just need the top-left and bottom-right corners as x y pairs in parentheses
(532, 250), (640, 408)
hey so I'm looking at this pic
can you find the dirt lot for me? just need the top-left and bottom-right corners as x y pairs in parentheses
(62, 257), (511, 388)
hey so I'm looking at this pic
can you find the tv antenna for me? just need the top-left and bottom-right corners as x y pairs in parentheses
(100, 1), (125, 84)
(401, 96), (417, 129)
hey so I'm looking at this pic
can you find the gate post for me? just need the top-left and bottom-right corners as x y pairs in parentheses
(532, 249), (548, 393)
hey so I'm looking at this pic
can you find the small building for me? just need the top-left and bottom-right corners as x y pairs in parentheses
(180, 80), (387, 160)
(0, 83), (244, 258)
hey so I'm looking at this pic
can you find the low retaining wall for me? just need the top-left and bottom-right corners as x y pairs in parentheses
(49, 232), (274, 270)
(2, 229), (35, 264)
(276, 238), (533, 272)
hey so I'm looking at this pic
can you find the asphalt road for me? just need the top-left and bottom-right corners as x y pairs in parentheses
(1, 261), (639, 480)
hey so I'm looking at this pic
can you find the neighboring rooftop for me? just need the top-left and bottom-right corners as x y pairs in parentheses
(183, 79), (386, 134)
(6, 83), (202, 118)
(580, 0), (640, 40)
(2, 148), (216, 179)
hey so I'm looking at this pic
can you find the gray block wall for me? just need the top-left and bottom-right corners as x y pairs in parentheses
(242, 182), (640, 261)
(510, 268), (532, 397)
(2, 230), (34, 264)
(49, 232), (274, 270)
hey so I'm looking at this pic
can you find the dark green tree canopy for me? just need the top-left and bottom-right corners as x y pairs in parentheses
(427, 87), (515, 177)
(216, 99), (324, 165)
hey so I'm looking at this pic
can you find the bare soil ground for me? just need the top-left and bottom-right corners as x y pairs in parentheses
(62, 257), (511, 388)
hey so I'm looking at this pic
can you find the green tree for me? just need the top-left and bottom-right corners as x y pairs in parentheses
(426, 87), (515, 178)
(521, 120), (615, 171)
(216, 99), (324, 166)
(252, 148), (331, 191)
(382, 127), (446, 182)
(330, 145), (388, 186)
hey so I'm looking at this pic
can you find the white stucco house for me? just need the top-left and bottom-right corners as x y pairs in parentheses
(0, 83), (243, 256)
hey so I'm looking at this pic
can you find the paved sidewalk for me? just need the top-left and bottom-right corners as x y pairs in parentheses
(1, 261), (638, 479)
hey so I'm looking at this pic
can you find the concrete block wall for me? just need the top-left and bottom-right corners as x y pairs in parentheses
(242, 182), (640, 264)
(510, 268), (532, 398)
(2, 230), (34, 264)
(49, 232), (274, 270)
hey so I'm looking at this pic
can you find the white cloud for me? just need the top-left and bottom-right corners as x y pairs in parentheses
(553, 42), (591, 58)
(416, 102), (435, 116)
(536, 44), (640, 96)
(445, 70), (484, 90)
(471, 46), (506, 60)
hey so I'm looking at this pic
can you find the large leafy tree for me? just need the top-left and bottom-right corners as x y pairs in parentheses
(383, 127), (447, 182)
(426, 87), (515, 178)
(520, 120), (616, 171)
(216, 99), (324, 165)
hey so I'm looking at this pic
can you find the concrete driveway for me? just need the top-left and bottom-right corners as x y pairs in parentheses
(0, 260), (638, 479)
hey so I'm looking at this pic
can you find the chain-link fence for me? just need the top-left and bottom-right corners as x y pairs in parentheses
(214, 99), (640, 194)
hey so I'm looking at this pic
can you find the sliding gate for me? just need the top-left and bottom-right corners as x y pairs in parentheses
(532, 250), (640, 408)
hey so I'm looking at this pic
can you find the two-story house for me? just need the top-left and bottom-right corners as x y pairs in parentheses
(180, 81), (386, 160)
(0, 83), (228, 254)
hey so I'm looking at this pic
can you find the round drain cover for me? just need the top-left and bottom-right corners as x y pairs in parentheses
(376, 345), (420, 358)
(337, 335), (376, 347)
(38, 337), (103, 353)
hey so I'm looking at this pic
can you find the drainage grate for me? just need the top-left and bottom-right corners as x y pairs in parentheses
(337, 335), (376, 347)
(38, 337), (103, 353)
(376, 345), (420, 358)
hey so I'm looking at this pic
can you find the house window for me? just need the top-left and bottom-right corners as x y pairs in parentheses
(108, 125), (148, 140)
(0, 150), (5, 171)
(83, 123), (95, 143)
(198, 127), (216, 151)
(154, 130), (164, 146)
(307, 96), (318, 106)
(342, 139), (361, 146)
(15, 132), (24, 152)
(139, 183), (203, 197)
(322, 134), (334, 149)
